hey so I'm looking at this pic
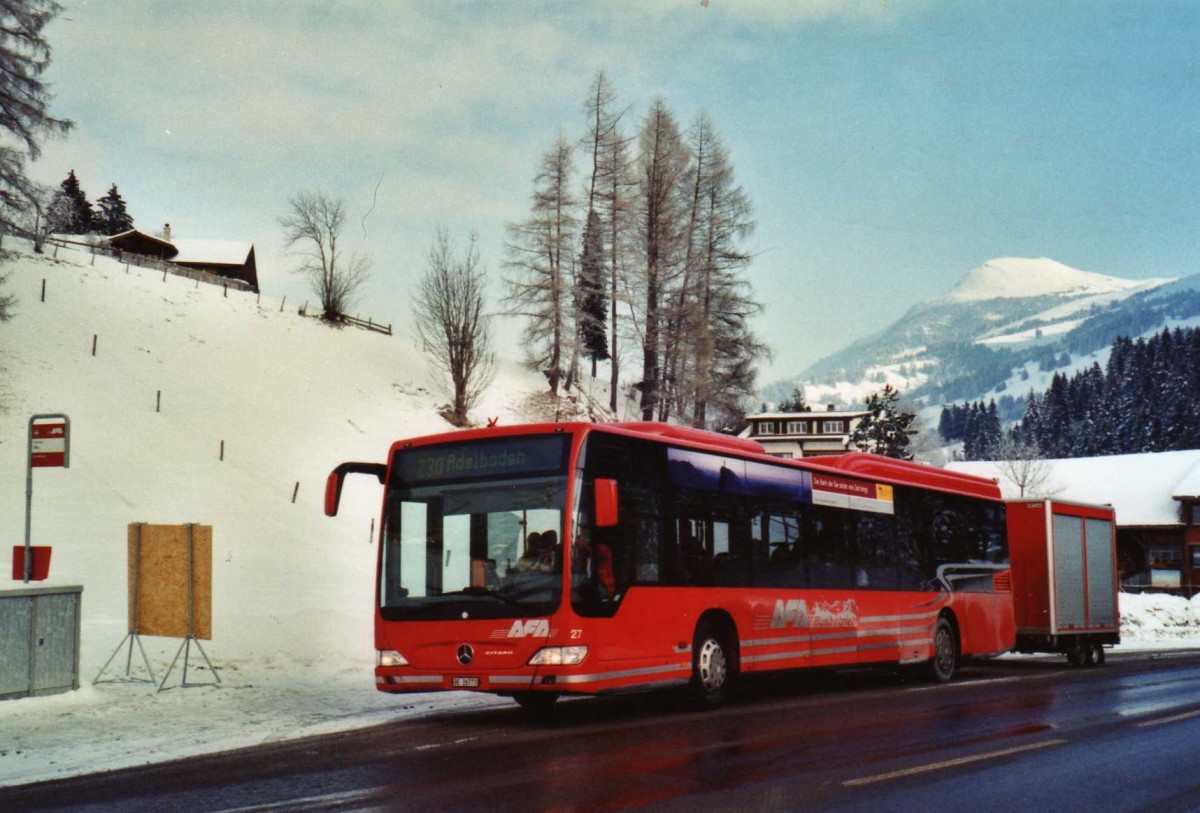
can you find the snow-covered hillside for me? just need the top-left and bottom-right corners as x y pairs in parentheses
(0, 239), (570, 663)
(0, 239), (566, 785)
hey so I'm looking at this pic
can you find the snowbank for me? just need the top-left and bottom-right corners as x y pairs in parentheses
(1117, 591), (1200, 647)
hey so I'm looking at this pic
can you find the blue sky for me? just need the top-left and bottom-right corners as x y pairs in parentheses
(33, 1), (1200, 381)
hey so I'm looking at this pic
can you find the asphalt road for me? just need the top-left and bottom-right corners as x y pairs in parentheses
(5, 651), (1200, 812)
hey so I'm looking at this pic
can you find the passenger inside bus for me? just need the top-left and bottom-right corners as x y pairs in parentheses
(574, 529), (616, 599)
(514, 530), (558, 574)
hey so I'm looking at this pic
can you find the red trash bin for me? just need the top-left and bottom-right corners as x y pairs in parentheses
(12, 545), (52, 580)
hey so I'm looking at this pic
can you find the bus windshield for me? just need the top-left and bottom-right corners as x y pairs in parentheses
(380, 435), (570, 621)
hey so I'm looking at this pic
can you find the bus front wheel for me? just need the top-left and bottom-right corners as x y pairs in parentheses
(687, 622), (735, 709)
(927, 616), (958, 683)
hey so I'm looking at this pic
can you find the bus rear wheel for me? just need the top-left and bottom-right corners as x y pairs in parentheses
(686, 622), (735, 709)
(926, 616), (958, 683)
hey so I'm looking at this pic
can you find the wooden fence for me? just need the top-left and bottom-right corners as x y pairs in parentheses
(44, 237), (254, 293)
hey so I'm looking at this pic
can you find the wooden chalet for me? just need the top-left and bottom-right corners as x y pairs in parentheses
(106, 224), (259, 291)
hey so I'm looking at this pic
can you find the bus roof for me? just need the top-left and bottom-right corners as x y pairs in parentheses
(386, 421), (1002, 502)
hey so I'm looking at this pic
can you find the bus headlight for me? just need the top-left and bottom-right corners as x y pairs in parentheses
(377, 649), (409, 667)
(528, 646), (588, 666)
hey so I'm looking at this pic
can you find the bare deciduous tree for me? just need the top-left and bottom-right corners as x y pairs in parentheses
(279, 191), (370, 322)
(414, 228), (495, 427)
(18, 181), (65, 253)
(994, 436), (1058, 497)
(504, 134), (578, 396)
(634, 98), (689, 421)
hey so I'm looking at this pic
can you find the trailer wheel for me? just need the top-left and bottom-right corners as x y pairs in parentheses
(1091, 643), (1106, 666)
(686, 621), (735, 709)
(926, 616), (958, 683)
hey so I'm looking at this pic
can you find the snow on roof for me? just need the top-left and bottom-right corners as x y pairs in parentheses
(170, 238), (253, 266)
(948, 449), (1200, 526)
(105, 228), (175, 251)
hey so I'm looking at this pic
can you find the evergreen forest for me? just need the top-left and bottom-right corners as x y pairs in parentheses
(943, 326), (1200, 459)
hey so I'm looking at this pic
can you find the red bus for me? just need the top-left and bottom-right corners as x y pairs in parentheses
(325, 421), (1015, 711)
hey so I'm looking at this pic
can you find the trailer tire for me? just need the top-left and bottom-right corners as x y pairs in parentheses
(926, 616), (958, 683)
(1091, 642), (1105, 666)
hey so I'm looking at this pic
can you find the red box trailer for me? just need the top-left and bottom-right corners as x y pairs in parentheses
(1006, 499), (1119, 666)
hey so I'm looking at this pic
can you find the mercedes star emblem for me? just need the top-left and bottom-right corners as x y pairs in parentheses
(456, 644), (474, 665)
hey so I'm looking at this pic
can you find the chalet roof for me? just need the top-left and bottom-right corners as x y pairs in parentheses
(170, 239), (253, 266)
(108, 228), (174, 253)
(949, 449), (1200, 527)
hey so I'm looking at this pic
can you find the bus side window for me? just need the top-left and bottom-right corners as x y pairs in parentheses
(808, 508), (853, 589)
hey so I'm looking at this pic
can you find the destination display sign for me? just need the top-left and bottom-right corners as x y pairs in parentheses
(394, 435), (569, 484)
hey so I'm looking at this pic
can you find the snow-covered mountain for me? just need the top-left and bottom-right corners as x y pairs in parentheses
(939, 257), (1161, 303)
(770, 257), (1192, 425)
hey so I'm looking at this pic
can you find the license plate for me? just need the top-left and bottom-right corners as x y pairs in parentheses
(452, 676), (480, 688)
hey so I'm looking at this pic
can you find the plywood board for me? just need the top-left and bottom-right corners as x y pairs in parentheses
(127, 524), (212, 640)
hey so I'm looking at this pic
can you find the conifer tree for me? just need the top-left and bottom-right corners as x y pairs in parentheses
(48, 169), (91, 233)
(580, 71), (635, 412)
(575, 209), (609, 377)
(777, 384), (810, 412)
(0, 0), (72, 315)
(851, 384), (917, 460)
(0, 0), (71, 230)
(94, 184), (133, 235)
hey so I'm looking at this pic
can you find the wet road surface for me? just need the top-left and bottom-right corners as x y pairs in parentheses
(5, 651), (1200, 812)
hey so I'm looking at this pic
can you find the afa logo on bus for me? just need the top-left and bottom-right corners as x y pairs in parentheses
(507, 619), (551, 638)
(771, 599), (809, 629)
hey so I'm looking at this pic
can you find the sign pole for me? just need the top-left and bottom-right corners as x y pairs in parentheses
(24, 414), (70, 583)
(23, 427), (32, 582)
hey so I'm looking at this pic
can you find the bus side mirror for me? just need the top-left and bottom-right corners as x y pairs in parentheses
(594, 478), (619, 527)
(325, 462), (387, 517)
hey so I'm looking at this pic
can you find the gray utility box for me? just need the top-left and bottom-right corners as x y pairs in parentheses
(0, 584), (82, 700)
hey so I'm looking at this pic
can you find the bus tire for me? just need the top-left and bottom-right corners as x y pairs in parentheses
(926, 616), (958, 683)
(687, 621), (735, 709)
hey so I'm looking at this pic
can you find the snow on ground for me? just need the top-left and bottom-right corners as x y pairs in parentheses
(0, 240), (559, 788)
(1, 241), (1197, 789)
(1117, 592), (1200, 649)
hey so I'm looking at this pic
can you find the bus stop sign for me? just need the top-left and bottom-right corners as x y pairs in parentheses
(31, 419), (69, 468)
(22, 414), (70, 582)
